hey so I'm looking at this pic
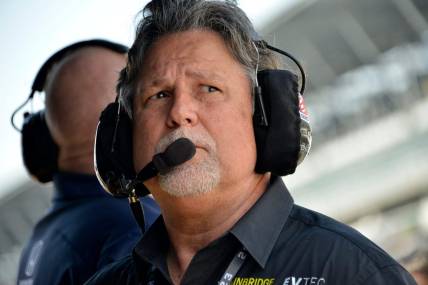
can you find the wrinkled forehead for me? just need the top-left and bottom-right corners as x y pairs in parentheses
(136, 30), (249, 87)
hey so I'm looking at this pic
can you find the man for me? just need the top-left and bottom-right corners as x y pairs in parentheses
(86, 1), (416, 284)
(401, 248), (428, 285)
(17, 41), (159, 285)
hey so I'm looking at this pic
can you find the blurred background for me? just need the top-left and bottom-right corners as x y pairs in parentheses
(1, 0), (427, 284)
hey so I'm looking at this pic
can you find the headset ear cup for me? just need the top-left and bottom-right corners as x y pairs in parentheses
(21, 111), (58, 183)
(94, 102), (137, 197)
(253, 70), (302, 176)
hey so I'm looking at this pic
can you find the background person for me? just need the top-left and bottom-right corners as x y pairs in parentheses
(15, 40), (159, 285)
(401, 248), (428, 285)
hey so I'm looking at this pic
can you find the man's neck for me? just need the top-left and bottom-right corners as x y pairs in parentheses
(58, 148), (95, 175)
(150, 173), (270, 284)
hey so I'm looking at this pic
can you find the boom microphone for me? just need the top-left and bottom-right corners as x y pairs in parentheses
(135, 137), (196, 182)
(128, 137), (196, 233)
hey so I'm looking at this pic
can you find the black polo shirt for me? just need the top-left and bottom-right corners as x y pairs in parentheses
(85, 176), (416, 285)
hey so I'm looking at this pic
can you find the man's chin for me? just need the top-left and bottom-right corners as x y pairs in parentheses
(158, 162), (220, 197)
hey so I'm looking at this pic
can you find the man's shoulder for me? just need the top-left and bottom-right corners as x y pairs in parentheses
(288, 204), (396, 267)
(84, 255), (139, 285)
(77, 196), (159, 230)
(281, 204), (416, 284)
(271, 205), (416, 285)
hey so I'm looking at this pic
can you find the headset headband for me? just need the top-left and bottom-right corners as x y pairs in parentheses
(32, 39), (128, 92)
(11, 39), (129, 183)
(11, 39), (128, 132)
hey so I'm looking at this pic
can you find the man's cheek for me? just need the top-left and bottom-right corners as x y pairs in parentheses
(143, 177), (158, 191)
(133, 135), (153, 171)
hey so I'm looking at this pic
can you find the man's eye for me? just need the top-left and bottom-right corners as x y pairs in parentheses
(148, 91), (170, 101)
(201, 85), (220, 93)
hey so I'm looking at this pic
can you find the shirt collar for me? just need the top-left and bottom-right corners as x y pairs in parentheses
(230, 175), (294, 268)
(134, 176), (294, 270)
(52, 171), (111, 201)
(134, 217), (171, 280)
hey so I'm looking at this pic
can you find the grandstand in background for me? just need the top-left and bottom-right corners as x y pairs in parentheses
(265, 0), (428, 258)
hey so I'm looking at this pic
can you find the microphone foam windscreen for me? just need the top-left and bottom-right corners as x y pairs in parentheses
(153, 138), (196, 174)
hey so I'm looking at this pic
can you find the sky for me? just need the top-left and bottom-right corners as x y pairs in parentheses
(0, 0), (300, 197)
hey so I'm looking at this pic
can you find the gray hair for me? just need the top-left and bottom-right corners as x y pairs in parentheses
(118, 0), (281, 117)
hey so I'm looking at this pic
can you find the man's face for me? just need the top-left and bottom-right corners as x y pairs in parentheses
(132, 30), (257, 196)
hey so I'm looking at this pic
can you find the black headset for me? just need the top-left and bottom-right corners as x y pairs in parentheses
(94, 38), (312, 198)
(11, 39), (128, 183)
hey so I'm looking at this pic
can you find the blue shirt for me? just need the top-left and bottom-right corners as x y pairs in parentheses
(17, 172), (160, 285)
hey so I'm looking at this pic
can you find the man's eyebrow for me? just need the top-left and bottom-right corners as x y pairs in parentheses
(137, 69), (225, 94)
(144, 77), (169, 88)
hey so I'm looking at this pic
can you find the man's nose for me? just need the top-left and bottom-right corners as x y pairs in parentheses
(166, 90), (198, 128)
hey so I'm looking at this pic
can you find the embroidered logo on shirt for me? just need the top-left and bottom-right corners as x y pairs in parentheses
(283, 276), (326, 285)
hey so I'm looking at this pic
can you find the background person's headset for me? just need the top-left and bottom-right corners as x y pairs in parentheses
(11, 39), (129, 183)
(94, 37), (312, 200)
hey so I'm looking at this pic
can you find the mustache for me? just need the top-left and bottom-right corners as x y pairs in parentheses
(155, 128), (216, 155)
